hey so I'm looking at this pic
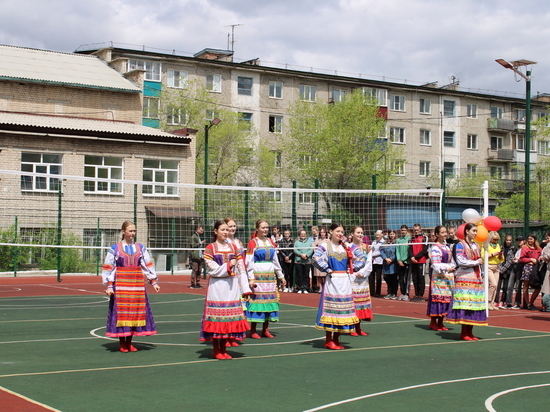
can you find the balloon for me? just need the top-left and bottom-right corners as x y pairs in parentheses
(475, 225), (489, 243)
(462, 208), (481, 224)
(484, 216), (502, 232)
(457, 223), (466, 240)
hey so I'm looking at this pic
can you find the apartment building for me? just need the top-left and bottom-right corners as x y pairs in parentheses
(78, 43), (549, 193)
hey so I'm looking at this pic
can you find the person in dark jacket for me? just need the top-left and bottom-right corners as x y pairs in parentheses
(409, 223), (429, 301)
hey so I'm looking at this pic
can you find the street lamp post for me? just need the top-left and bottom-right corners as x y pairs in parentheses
(495, 59), (536, 236)
(203, 118), (221, 226)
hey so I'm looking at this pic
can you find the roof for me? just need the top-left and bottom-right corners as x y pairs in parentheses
(0, 111), (192, 145)
(0, 44), (141, 93)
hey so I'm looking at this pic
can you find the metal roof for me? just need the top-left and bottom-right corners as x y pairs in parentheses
(0, 111), (191, 144)
(0, 44), (141, 93)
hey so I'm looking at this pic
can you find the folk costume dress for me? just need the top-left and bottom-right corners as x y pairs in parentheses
(427, 243), (455, 317)
(446, 240), (488, 326)
(312, 241), (365, 333)
(245, 237), (285, 323)
(102, 242), (158, 338)
(200, 241), (250, 342)
(350, 243), (374, 321)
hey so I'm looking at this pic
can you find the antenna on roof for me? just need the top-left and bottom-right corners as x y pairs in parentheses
(225, 24), (243, 52)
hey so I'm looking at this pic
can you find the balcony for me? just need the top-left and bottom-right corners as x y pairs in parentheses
(487, 118), (514, 131)
(487, 148), (514, 161)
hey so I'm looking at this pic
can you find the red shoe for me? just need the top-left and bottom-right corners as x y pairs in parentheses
(429, 322), (440, 331)
(358, 330), (368, 336)
(439, 326), (449, 331)
(262, 330), (274, 338)
(460, 335), (473, 341)
(119, 344), (128, 353)
(230, 340), (240, 347)
(223, 352), (233, 360)
(214, 352), (226, 360)
(350, 331), (358, 336)
(324, 341), (340, 350)
(226, 340), (231, 347)
(128, 344), (138, 352)
(469, 335), (479, 341)
(250, 332), (261, 339)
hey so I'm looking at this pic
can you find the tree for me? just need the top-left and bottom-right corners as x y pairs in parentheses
(284, 89), (400, 190)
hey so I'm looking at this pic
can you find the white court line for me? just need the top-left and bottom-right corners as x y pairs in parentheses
(0, 287), (22, 292)
(38, 284), (105, 294)
(0, 337), (98, 345)
(0, 384), (61, 411)
(485, 383), (550, 411)
(303, 371), (550, 412)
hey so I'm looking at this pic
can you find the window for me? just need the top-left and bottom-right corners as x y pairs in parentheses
(467, 164), (478, 176)
(390, 95), (405, 111)
(269, 81), (283, 99)
(271, 190), (282, 202)
(490, 166), (503, 179)
(517, 136), (535, 152)
(206, 74), (222, 93)
(128, 59), (161, 81)
(391, 160), (405, 176)
(167, 70), (188, 88)
(443, 162), (455, 177)
(467, 104), (477, 118)
(467, 134), (478, 150)
(273, 151), (282, 168)
(299, 192), (313, 204)
(361, 87), (387, 106)
(84, 156), (123, 194)
(239, 112), (253, 130)
(269, 115), (282, 133)
(491, 106), (503, 119)
(419, 161), (430, 177)
(332, 89), (346, 102)
(419, 98), (431, 114)
(389, 127), (405, 144)
(21, 153), (62, 192)
(237, 76), (253, 95)
(491, 136), (503, 150)
(443, 131), (455, 147)
(237, 147), (254, 164)
(142, 159), (178, 196)
(443, 100), (455, 117)
(539, 141), (550, 155)
(515, 109), (526, 121)
(205, 109), (220, 121)
(299, 85), (316, 102)
(167, 107), (188, 125)
(419, 129), (431, 146)
(300, 154), (313, 169)
(143, 97), (159, 119)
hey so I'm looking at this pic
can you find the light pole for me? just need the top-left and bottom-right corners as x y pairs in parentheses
(203, 117), (221, 226)
(496, 59), (536, 236)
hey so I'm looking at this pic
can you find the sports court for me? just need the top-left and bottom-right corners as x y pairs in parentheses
(0, 275), (548, 411)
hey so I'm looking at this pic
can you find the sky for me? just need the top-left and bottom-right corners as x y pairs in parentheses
(1, 0), (549, 97)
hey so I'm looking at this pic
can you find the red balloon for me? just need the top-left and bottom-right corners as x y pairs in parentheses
(484, 216), (502, 232)
(457, 223), (467, 240)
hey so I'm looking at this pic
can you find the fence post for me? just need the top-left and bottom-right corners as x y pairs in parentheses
(244, 183), (250, 238)
(171, 218), (175, 275)
(372, 175), (378, 231)
(57, 186), (62, 282)
(96, 217), (100, 276)
(134, 184), (138, 242)
(313, 179), (319, 227)
(441, 170), (446, 225)
(292, 181), (297, 238)
(13, 216), (18, 278)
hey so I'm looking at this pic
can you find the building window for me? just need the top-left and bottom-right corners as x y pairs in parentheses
(239, 112), (253, 130)
(143, 97), (160, 119)
(166, 107), (189, 126)
(491, 136), (503, 150)
(273, 151), (282, 168)
(443, 131), (455, 147)
(419, 161), (430, 177)
(390, 95), (406, 111)
(206, 74), (222, 93)
(467, 104), (477, 118)
(419, 98), (431, 114)
(128, 59), (161, 82)
(467, 164), (478, 176)
(491, 106), (504, 119)
(21, 153), (62, 192)
(389, 127), (405, 144)
(391, 160), (405, 176)
(361, 87), (387, 106)
(271, 190), (282, 202)
(332, 89), (346, 102)
(269, 81), (283, 99)
(517, 136), (535, 152)
(300, 154), (313, 169)
(443, 162), (455, 177)
(237, 76), (253, 95)
(299, 192), (313, 204)
(299, 85), (316, 102)
(420, 129), (431, 146)
(84, 156), (123, 194)
(167, 70), (188, 88)
(467, 134), (478, 150)
(269, 115), (282, 133)
(515, 109), (526, 121)
(490, 166), (503, 179)
(539, 141), (550, 155)
(142, 159), (178, 196)
(443, 100), (455, 117)
(205, 109), (220, 121)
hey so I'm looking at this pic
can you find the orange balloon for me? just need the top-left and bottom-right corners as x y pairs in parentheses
(475, 225), (489, 243)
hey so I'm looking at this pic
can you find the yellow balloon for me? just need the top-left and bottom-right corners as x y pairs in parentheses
(475, 225), (489, 243)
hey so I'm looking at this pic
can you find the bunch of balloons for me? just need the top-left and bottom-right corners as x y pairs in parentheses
(456, 208), (502, 243)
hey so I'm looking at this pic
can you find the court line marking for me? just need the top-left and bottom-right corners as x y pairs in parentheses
(0, 384), (62, 411)
(0, 287), (22, 292)
(303, 370), (550, 411)
(0, 334), (548, 379)
(485, 383), (550, 411)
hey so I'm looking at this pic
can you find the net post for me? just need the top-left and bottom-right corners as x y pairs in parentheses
(313, 179), (319, 227)
(95, 217), (100, 276)
(13, 216), (18, 278)
(56, 186), (62, 282)
(292, 181), (297, 238)
(133, 184), (138, 242)
(441, 170), (446, 225)
(171, 218), (176, 275)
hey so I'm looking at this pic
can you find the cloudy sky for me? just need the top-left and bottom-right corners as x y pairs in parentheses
(1, 0), (549, 97)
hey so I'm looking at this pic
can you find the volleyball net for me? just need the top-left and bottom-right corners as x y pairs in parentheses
(0, 169), (443, 274)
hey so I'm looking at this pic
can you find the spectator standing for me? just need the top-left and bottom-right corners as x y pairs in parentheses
(409, 224), (429, 301)
(189, 225), (206, 289)
(518, 234), (542, 310)
(278, 230), (295, 292)
(503, 236), (525, 309)
(369, 230), (385, 297)
(381, 230), (398, 299)
(481, 232), (504, 310)
(396, 225), (411, 301)
(294, 229), (314, 293)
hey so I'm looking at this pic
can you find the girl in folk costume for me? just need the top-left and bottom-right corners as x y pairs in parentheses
(427, 225), (455, 331)
(245, 219), (286, 339)
(200, 221), (251, 360)
(350, 226), (373, 336)
(446, 223), (487, 340)
(102, 221), (160, 353)
(312, 223), (365, 350)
